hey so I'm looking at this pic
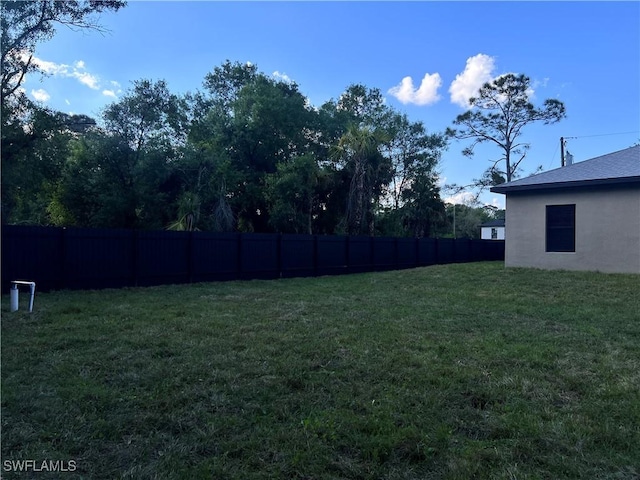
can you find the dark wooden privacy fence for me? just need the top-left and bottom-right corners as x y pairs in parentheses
(2, 225), (505, 292)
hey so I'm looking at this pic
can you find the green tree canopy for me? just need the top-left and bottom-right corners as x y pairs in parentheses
(3, 57), (449, 236)
(1, 0), (126, 225)
(190, 62), (316, 232)
(50, 80), (186, 229)
(265, 154), (322, 234)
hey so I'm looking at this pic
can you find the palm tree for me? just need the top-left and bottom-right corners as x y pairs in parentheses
(167, 192), (200, 231)
(333, 125), (389, 235)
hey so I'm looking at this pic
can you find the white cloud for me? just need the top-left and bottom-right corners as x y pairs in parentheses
(533, 77), (549, 89)
(104, 80), (122, 98)
(31, 56), (69, 76)
(444, 190), (476, 205)
(31, 88), (50, 102)
(272, 71), (293, 83)
(73, 71), (100, 89)
(489, 196), (505, 210)
(388, 72), (442, 106)
(65, 99), (71, 105)
(449, 53), (496, 108)
(24, 54), (103, 91)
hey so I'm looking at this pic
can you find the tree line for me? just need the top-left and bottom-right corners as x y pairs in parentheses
(2, 1), (566, 238)
(3, 62), (454, 237)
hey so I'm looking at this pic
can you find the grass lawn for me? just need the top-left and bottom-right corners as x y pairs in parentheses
(2, 262), (639, 479)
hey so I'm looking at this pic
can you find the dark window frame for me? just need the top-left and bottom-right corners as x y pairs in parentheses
(546, 204), (576, 252)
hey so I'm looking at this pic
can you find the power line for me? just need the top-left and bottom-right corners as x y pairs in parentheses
(548, 130), (639, 170)
(565, 130), (639, 139)
(547, 141), (560, 170)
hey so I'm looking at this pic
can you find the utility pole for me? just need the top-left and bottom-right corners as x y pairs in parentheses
(561, 136), (577, 166)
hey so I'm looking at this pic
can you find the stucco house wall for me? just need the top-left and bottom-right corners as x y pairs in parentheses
(504, 186), (640, 273)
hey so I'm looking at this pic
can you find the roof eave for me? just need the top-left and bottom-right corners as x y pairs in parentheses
(490, 176), (640, 194)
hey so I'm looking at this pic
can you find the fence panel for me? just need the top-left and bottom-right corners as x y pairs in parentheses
(191, 232), (240, 282)
(436, 238), (455, 264)
(468, 239), (482, 262)
(65, 228), (134, 290)
(396, 238), (418, 269)
(1, 225), (505, 292)
(418, 238), (437, 266)
(137, 230), (190, 287)
(372, 237), (397, 271)
(281, 234), (316, 278)
(348, 236), (373, 274)
(454, 238), (472, 263)
(2, 226), (64, 292)
(484, 239), (506, 261)
(316, 236), (347, 276)
(239, 233), (279, 280)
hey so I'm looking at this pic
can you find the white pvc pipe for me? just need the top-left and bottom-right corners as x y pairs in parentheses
(10, 281), (36, 313)
(28, 283), (35, 313)
(10, 285), (18, 312)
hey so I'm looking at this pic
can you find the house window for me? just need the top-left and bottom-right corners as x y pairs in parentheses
(546, 204), (575, 252)
(491, 228), (498, 239)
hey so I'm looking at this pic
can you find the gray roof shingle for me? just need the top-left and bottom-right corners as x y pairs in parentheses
(480, 219), (505, 227)
(491, 145), (640, 194)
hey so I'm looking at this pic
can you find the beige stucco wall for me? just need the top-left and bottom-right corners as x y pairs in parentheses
(504, 187), (640, 274)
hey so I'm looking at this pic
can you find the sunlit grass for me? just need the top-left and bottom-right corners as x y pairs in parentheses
(2, 262), (639, 479)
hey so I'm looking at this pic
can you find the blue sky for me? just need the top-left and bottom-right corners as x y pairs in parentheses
(23, 1), (640, 208)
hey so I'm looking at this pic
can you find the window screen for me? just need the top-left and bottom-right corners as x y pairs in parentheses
(546, 204), (575, 252)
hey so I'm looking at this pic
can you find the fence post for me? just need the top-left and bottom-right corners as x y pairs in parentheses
(60, 227), (67, 290)
(345, 235), (350, 273)
(313, 235), (318, 277)
(394, 237), (399, 270)
(132, 229), (139, 287)
(237, 233), (243, 280)
(187, 231), (194, 284)
(370, 236), (374, 271)
(277, 233), (283, 278)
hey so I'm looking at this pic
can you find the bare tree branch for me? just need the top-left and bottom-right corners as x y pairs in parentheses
(1, 0), (126, 107)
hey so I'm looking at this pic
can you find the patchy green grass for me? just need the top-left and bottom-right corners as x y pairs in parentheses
(2, 262), (639, 479)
